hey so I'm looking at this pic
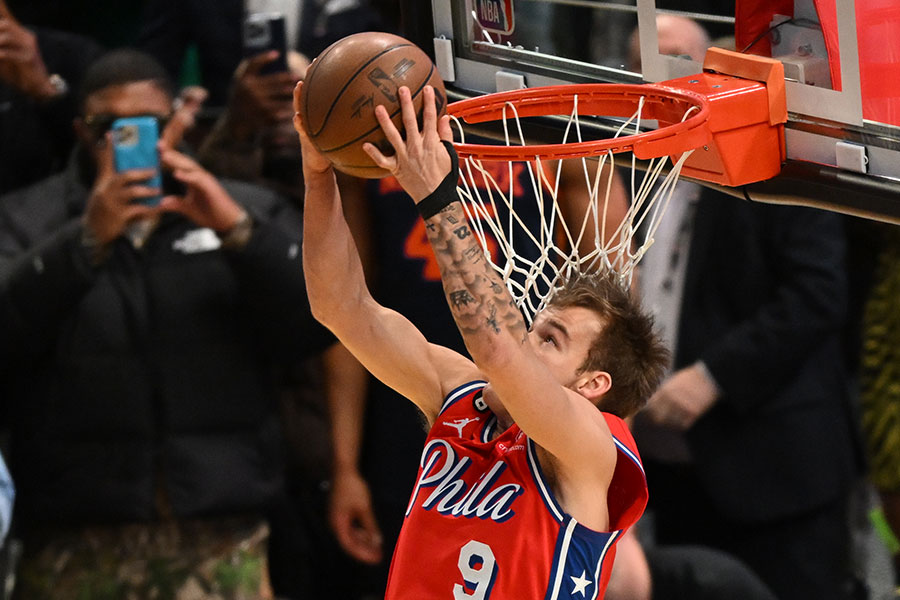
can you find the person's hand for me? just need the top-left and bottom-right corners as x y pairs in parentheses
(362, 85), (454, 202)
(160, 86), (208, 150)
(226, 51), (300, 139)
(158, 147), (245, 232)
(82, 133), (161, 247)
(292, 81), (333, 177)
(643, 363), (719, 430)
(0, 3), (58, 100)
(329, 468), (383, 565)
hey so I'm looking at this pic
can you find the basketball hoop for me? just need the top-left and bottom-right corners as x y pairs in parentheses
(450, 84), (711, 162)
(446, 54), (787, 322)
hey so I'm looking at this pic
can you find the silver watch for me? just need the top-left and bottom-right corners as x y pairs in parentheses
(47, 74), (69, 98)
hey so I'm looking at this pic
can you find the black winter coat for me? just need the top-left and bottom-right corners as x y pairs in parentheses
(0, 156), (332, 528)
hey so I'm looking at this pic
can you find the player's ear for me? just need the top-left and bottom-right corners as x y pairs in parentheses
(576, 370), (611, 404)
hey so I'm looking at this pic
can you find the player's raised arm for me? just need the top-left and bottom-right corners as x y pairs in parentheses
(293, 83), (472, 421)
(363, 86), (618, 476)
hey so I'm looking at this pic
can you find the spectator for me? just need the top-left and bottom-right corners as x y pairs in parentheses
(620, 15), (858, 598)
(0, 0), (102, 193)
(197, 49), (307, 202)
(138, 0), (391, 109)
(184, 7), (399, 597)
(634, 184), (859, 598)
(858, 224), (900, 585)
(606, 526), (777, 600)
(626, 13), (710, 71)
(5, 0), (144, 49)
(0, 49), (331, 599)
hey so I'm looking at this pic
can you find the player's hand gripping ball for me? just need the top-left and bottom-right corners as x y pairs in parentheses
(297, 31), (447, 178)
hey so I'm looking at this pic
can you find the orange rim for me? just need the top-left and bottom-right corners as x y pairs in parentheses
(448, 83), (711, 161)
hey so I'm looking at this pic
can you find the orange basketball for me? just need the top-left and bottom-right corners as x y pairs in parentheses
(298, 32), (447, 178)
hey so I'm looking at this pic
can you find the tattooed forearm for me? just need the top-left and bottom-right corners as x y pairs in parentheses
(450, 289), (476, 309)
(463, 246), (483, 264)
(451, 225), (470, 240)
(485, 304), (501, 334)
(422, 202), (526, 344)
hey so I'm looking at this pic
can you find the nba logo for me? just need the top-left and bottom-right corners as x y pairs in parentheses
(474, 0), (514, 35)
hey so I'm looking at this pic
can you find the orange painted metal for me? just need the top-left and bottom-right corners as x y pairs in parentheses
(448, 48), (788, 187)
(658, 48), (787, 186)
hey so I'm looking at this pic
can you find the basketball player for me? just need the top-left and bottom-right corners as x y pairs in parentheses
(295, 82), (668, 599)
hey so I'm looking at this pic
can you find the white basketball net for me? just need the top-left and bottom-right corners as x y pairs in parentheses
(450, 93), (699, 325)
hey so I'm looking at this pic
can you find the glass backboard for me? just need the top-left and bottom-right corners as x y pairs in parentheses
(405, 0), (900, 224)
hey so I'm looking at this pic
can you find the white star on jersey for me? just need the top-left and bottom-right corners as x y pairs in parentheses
(570, 570), (592, 596)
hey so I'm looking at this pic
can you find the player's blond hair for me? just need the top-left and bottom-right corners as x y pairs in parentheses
(549, 273), (668, 418)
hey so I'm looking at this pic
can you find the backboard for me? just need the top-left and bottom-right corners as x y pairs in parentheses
(401, 0), (900, 224)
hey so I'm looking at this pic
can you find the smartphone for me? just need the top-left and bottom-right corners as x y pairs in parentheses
(243, 12), (288, 74)
(112, 116), (163, 207)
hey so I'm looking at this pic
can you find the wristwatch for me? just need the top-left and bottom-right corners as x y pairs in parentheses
(219, 210), (255, 250)
(43, 73), (69, 101)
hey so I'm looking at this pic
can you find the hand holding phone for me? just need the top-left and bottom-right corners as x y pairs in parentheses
(82, 129), (161, 250)
(112, 116), (163, 207)
(243, 12), (288, 74)
(158, 147), (245, 234)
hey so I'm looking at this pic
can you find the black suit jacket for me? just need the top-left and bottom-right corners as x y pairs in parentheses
(677, 189), (858, 522)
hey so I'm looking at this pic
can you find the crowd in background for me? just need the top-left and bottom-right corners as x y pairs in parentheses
(0, 0), (898, 599)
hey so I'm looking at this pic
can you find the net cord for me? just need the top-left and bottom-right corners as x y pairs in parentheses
(449, 92), (698, 324)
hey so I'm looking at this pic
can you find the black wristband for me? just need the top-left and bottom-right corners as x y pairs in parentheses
(416, 140), (460, 220)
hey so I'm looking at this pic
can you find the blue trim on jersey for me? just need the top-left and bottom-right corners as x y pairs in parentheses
(612, 435), (644, 475)
(481, 415), (497, 443)
(526, 439), (565, 523)
(589, 530), (620, 600)
(544, 520), (620, 600)
(526, 434), (639, 599)
(543, 518), (577, 600)
(439, 380), (488, 415)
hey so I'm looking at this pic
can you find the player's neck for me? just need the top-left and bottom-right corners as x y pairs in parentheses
(492, 414), (515, 440)
(483, 385), (515, 436)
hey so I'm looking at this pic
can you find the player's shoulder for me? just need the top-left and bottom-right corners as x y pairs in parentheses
(437, 379), (489, 416)
(419, 345), (482, 424)
(602, 412), (641, 459)
(434, 348), (483, 397)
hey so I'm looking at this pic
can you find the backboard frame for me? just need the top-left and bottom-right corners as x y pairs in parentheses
(416, 0), (900, 224)
(637, 0), (863, 126)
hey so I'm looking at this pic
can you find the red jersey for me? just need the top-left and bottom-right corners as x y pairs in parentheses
(385, 381), (648, 600)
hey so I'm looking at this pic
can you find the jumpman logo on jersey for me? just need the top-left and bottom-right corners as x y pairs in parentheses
(443, 417), (480, 437)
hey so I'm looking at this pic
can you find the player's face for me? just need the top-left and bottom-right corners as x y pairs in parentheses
(527, 305), (603, 390)
(482, 305), (605, 427)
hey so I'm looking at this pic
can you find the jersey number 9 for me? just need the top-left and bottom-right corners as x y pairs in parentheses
(453, 540), (497, 600)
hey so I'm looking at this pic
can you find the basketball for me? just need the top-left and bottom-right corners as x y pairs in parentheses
(298, 32), (447, 178)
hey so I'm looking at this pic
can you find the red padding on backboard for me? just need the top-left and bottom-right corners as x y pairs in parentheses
(735, 0), (900, 125)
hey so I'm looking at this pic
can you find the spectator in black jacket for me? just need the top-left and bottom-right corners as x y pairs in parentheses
(0, 49), (332, 599)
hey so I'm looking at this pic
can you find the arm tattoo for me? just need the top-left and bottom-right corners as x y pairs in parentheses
(422, 203), (526, 347)
(452, 226), (470, 240)
(463, 246), (483, 264)
(450, 289), (476, 309)
(485, 304), (501, 334)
